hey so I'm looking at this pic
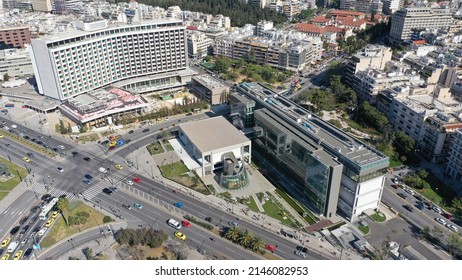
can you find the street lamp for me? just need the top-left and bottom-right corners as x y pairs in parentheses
(68, 238), (75, 250)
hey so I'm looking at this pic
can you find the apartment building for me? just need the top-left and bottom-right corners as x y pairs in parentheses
(0, 49), (33, 80)
(31, 0), (52, 12)
(446, 129), (462, 184)
(2, 0), (32, 10)
(29, 19), (190, 101)
(191, 74), (229, 105)
(213, 35), (322, 71)
(235, 83), (389, 222)
(0, 26), (31, 49)
(382, 0), (402, 15)
(345, 45), (393, 87)
(351, 68), (424, 104)
(187, 31), (212, 60)
(389, 8), (452, 43)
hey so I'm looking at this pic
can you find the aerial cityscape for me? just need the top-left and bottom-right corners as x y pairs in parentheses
(1, 0), (462, 262)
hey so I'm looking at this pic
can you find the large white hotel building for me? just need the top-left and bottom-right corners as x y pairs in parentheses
(29, 18), (194, 101)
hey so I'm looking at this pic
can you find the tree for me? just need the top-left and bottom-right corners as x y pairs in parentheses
(297, 9), (315, 21)
(82, 247), (94, 260)
(56, 197), (69, 226)
(3, 73), (9, 81)
(238, 229), (254, 249)
(224, 227), (241, 243)
(59, 119), (67, 134)
(447, 232), (462, 258)
(250, 237), (265, 253)
(67, 123), (72, 134)
(214, 57), (230, 73)
(393, 131), (415, 157)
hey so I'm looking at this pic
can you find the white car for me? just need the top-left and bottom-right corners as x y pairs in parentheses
(56, 167), (64, 173)
(21, 238), (28, 245)
(11, 124), (17, 129)
(435, 218), (446, 226)
(126, 180), (134, 186)
(446, 224), (458, 232)
(433, 206), (443, 214)
(37, 228), (47, 236)
(98, 167), (107, 173)
(58, 145), (65, 150)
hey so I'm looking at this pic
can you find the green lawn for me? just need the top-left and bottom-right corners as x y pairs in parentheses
(275, 189), (316, 224)
(370, 211), (386, 222)
(358, 225), (370, 234)
(147, 141), (164, 155)
(0, 157), (28, 201)
(262, 200), (292, 225)
(159, 161), (189, 177)
(40, 202), (108, 248)
(78, 134), (99, 142)
(164, 141), (174, 151)
(159, 161), (210, 195)
(247, 195), (260, 213)
(389, 158), (403, 168)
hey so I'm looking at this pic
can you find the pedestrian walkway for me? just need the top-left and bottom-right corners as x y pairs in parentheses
(28, 181), (77, 201)
(270, 190), (310, 227)
(252, 194), (264, 212)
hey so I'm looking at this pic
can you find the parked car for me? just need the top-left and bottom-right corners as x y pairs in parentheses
(173, 202), (184, 208)
(397, 193), (407, 199)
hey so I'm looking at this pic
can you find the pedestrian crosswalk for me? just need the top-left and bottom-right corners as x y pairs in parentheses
(28, 181), (77, 201)
(81, 181), (111, 201)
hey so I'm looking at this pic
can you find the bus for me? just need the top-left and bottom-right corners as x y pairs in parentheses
(39, 197), (59, 220)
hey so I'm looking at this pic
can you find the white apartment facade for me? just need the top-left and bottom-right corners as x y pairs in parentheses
(389, 8), (452, 43)
(29, 19), (188, 101)
(0, 49), (33, 80)
(187, 31), (212, 60)
(446, 129), (462, 184)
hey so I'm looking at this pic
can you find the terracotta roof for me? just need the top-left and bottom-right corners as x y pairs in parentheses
(329, 9), (366, 17)
(187, 26), (198, 30)
(412, 40), (426, 44)
(324, 26), (344, 33)
(295, 23), (323, 34)
(337, 17), (367, 27)
(311, 15), (330, 23)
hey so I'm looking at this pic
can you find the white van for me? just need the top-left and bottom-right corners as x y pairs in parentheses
(7, 241), (19, 253)
(167, 219), (181, 230)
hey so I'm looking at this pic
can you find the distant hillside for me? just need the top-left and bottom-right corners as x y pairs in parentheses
(135, 0), (287, 27)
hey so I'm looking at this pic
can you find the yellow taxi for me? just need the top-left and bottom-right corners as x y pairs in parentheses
(115, 164), (123, 170)
(22, 157), (31, 163)
(13, 250), (23, 260)
(0, 134), (3, 138)
(174, 231), (186, 241)
(109, 141), (117, 147)
(1, 254), (10, 260)
(51, 211), (60, 219)
(1, 238), (11, 248)
(45, 218), (55, 227)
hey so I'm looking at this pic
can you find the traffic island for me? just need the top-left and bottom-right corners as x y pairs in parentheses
(0, 157), (27, 201)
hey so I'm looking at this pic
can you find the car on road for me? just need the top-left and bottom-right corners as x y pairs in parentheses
(142, 128), (150, 133)
(173, 202), (184, 208)
(122, 204), (132, 210)
(22, 156), (31, 163)
(403, 205), (413, 212)
(181, 220), (191, 228)
(442, 212), (453, 220)
(10, 226), (20, 235)
(37, 134), (43, 139)
(45, 218), (54, 227)
(391, 184), (399, 189)
(397, 193), (407, 199)
(2, 254), (10, 260)
(51, 211), (60, 219)
(446, 224), (458, 232)
(174, 231), (186, 241)
(102, 188), (113, 195)
(30, 206), (40, 213)
(435, 218), (446, 226)
(23, 248), (33, 259)
(134, 203), (142, 209)
(11, 124), (17, 129)
(125, 139), (131, 144)
(109, 187), (117, 193)
(167, 219), (181, 230)
(98, 167), (107, 173)
(133, 177), (141, 183)
(2, 238), (11, 248)
(228, 221), (239, 228)
(83, 157), (91, 161)
(404, 188), (415, 196)
(21, 238), (29, 246)
(126, 180), (134, 186)
(128, 130), (134, 134)
(37, 228), (47, 236)
(56, 167), (64, 173)
(294, 246), (308, 258)
(58, 145), (65, 150)
(14, 250), (23, 260)
(71, 151), (79, 156)
(26, 152), (34, 158)
(115, 164), (123, 170)
(433, 206), (443, 214)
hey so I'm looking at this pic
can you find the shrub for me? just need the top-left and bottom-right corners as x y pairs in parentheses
(103, 216), (114, 223)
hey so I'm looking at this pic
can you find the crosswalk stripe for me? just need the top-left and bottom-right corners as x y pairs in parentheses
(28, 182), (76, 201)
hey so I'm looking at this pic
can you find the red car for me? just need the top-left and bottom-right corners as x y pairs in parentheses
(133, 177), (141, 183)
(181, 220), (191, 228)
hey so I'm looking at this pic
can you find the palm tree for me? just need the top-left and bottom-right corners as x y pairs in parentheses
(56, 197), (69, 226)
(250, 237), (265, 253)
(224, 227), (241, 243)
(238, 230), (254, 249)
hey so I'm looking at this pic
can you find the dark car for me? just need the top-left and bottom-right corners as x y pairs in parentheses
(10, 226), (20, 235)
(83, 157), (91, 161)
(41, 194), (52, 202)
(102, 188), (113, 195)
(71, 151), (79, 156)
(30, 206), (40, 213)
(397, 193), (407, 199)
(23, 248), (33, 259)
(30, 138), (37, 143)
(142, 128), (150, 133)
(29, 216), (38, 224)
(26, 152), (34, 158)
(84, 174), (93, 180)
(101, 140), (109, 146)
(391, 184), (399, 189)
(19, 217), (28, 225)
(125, 139), (131, 144)
(414, 195), (423, 201)
(128, 130), (134, 134)
(403, 205), (413, 212)
(23, 135), (30, 140)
